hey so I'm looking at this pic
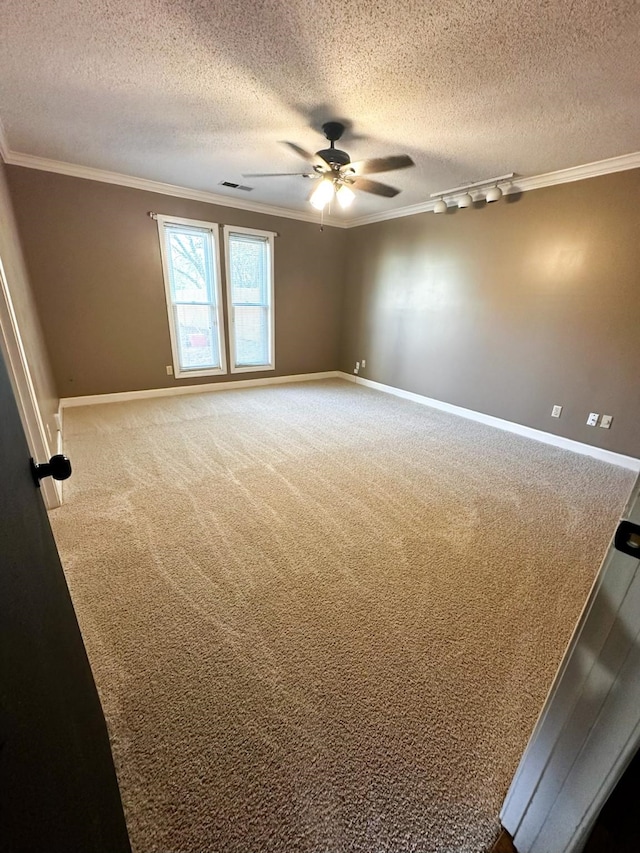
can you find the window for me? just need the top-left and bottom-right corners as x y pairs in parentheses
(224, 226), (275, 373)
(157, 217), (275, 379)
(157, 216), (226, 378)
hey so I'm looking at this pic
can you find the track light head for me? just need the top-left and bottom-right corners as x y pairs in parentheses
(430, 173), (514, 206)
(433, 198), (448, 214)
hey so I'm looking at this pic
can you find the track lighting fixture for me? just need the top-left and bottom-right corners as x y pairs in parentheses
(430, 172), (514, 214)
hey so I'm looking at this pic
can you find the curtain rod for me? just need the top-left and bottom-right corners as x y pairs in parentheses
(147, 211), (279, 237)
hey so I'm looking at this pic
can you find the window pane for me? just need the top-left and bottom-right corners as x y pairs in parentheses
(227, 231), (272, 370)
(165, 226), (212, 304)
(233, 306), (269, 366)
(228, 235), (268, 306)
(175, 305), (219, 370)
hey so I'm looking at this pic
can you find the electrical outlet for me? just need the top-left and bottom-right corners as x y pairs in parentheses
(587, 412), (599, 426)
(166, 365), (173, 376)
(355, 361), (360, 370)
(551, 405), (562, 418)
(361, 359), (366, 368)
(600, 415), (613, 429)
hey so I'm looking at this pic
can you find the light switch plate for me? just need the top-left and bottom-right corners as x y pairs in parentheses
(552, 405), (562, 418)
(600, 415), (613, 429)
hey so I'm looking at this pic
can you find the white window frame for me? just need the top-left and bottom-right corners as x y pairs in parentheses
(223, 225), (275, 374)
(156, 214), (227, 379)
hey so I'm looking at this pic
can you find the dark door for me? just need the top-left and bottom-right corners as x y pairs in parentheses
(583, 748), (640, 853)
(0, 348), (131, 853)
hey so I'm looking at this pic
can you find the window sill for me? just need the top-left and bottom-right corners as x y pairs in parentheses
(229, 364), (276, 375)
(173, 367), (227, 379)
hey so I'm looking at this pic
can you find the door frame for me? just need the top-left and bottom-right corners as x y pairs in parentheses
(0, 253), (61, 509)
(501, 475), (640, 852)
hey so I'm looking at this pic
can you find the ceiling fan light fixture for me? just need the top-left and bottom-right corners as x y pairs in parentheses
(249, 122), (415, 213)
(310, 178), (335, 210)
(485, 185), (503, 203)
(336, 183), (355, 209)
(458, 192), (473, 209)
(433, 198), (448, 214)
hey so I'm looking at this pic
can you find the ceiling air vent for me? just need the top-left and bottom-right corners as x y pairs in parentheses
(219, 181), (253, 191)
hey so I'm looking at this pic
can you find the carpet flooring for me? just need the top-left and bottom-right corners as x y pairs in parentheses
(50, 379), (634, 853)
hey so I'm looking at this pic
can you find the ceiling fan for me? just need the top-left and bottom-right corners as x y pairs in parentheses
(243, 121), (415, 211)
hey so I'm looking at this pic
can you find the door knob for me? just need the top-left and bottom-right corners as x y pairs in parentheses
(30, 454), (72, 487)
(614, 520), (640, 558)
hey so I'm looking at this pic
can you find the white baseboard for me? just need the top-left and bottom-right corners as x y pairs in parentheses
(58, 371), (343, 409)
(348, 375), (640, 472)
(57, 369), (640, 472)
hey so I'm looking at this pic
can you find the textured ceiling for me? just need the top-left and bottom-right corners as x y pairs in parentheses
(1, 0), (639, 219)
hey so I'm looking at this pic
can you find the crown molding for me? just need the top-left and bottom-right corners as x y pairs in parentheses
(3, 150), (348, 228)
(347, 150), (640, 227)
(510, 150), (640, 193)
(3, 144), (640, 229)
(347, 199), (440, 227)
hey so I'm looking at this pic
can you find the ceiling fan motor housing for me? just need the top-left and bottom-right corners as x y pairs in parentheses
(317, 121), (351, 167)
(316, 147), (351, 167)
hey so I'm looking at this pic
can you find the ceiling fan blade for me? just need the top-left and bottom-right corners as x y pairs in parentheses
(242, 172), (315, 177)
(344, 155), (415, 175)
(281, 141), (315, 161)
(350, 177), (401, 198)
(281, 141), (332, 172)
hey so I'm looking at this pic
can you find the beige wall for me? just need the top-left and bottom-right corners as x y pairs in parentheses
(6, 167), (347, 397)
(5, 164), (640, 458)
(341, 170), (640, 457)
(0, 158), (58, 447)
